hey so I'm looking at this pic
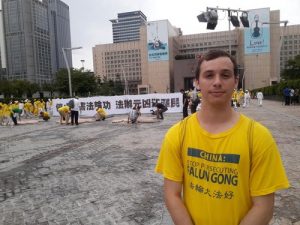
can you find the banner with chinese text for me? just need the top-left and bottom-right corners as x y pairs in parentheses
(52, 93), (182, 117)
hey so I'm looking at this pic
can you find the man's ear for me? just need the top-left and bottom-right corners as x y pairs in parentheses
(234, 76), (239, 89)
(194, 79), (200, 89)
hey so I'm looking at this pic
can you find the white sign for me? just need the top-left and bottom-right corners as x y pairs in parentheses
(52, 93), (182, 117)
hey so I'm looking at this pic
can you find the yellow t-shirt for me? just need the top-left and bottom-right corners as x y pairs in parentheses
(58, 106), (70, 113)
(155, 113), (289, 225)
(97, 108), (106, 117)
(24, 102), (32, 111)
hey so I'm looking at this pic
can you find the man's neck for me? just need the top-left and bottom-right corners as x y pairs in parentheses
(197, 102), (239, 134)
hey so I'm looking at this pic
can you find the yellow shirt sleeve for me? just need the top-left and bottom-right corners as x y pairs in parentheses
(155, 122), (184, 182)
(250, 123), (290, 196)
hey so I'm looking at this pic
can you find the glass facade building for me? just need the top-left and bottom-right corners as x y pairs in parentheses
(1, 0), (71, 84)
(110, 11), (147, 43)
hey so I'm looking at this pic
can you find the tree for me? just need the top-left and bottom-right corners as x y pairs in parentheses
(42, 82), (56, 98)
(54, 68), (97, 97)
(26, 82), (40, 98)
(0, 79), (12, 98)
(72, 69), (97, 96)
(96, 76), (124, 96)
(0, 79), (41, 99)
(55, 68), (70, 96)
(281, 55), (300, 80)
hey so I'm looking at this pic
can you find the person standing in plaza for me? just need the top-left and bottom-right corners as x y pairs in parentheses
(71, 97), (80, 125)
(155, 50), (289, 225)
(181, 89), (189, 119)
(283, 87), (290, 105)
(190, 88), (200, 114)
(242, 90), (251, 107)
(256, 91), (264, 107)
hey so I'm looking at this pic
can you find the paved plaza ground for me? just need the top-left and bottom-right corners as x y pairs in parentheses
(0, 100), (299, 225)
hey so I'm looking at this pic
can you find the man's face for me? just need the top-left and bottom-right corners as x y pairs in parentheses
(195, 57), (238, 106)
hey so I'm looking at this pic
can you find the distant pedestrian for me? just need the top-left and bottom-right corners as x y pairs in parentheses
(256, 91), (264, 106)
(242, 90), (251, 107)
(190, 88), (200, 113)
(155, 103), (168, 119)
(181, 89), (189, 119)
(71, 97), (80, 125)
(95, 106), (107, 121)
(39, 111), (50, 121)
(128, 106), (140, 123)
(58, 105), (70, 125)
(283, 87), (290, 105)
(290, 88), (295, 105)
(294, 88), (299, 104)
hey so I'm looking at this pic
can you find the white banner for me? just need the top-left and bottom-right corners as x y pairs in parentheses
(52, 93), (182, 117)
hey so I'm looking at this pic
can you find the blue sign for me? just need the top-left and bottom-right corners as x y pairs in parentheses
(147, 21), (169, 61)
(244, 8), (270, 54)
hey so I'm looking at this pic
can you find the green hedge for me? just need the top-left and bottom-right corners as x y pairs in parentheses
(252, 79), (300, 97)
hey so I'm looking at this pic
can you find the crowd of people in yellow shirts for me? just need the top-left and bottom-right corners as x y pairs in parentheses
(182, 88), (252, 118)
(0, 99), (52, 126)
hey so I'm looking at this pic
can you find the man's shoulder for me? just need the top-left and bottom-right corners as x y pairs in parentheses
(166, 114), (195, 135)
(240, 114), (271, 136)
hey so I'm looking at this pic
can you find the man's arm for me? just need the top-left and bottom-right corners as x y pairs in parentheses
(239, 193), (274, 225)
(164, 178), (194, 225)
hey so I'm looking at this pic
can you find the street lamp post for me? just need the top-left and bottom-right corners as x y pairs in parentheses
(262, 20), (288, 84)
(62, 46), (82, 97)
(120, 63), (135, 95)
(80, 59), (85, 69)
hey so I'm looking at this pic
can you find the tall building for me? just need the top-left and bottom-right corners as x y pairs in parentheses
(110, 11), (147, 43)
(49, 0), (72, 72)
(280, 25), (300, 72)
(1, 0), (72, 84)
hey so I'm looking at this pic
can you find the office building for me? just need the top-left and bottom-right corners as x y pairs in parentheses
(0, 0), (71, 84)
(93, 19), (181, 94)
(93, 9), (300, 94)
(93, 41), (142, 94)
(110, 11), (147, 43)
(280, 25), (300, 71)
(49, 0), (72, 72)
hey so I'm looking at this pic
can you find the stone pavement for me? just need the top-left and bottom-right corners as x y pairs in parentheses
(0, 99), (299, 225)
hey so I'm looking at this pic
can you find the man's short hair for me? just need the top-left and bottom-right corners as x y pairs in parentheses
(195, 50), (238, 80)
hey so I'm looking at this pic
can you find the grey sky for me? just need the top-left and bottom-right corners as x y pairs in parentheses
(62, 0), (300, 71)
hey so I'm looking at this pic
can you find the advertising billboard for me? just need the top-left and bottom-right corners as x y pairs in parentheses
(147, 21), (169, 62)
(244, 8), (270, 54)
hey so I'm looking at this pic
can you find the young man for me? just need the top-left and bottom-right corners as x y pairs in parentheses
(155, 50), (289, 225)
